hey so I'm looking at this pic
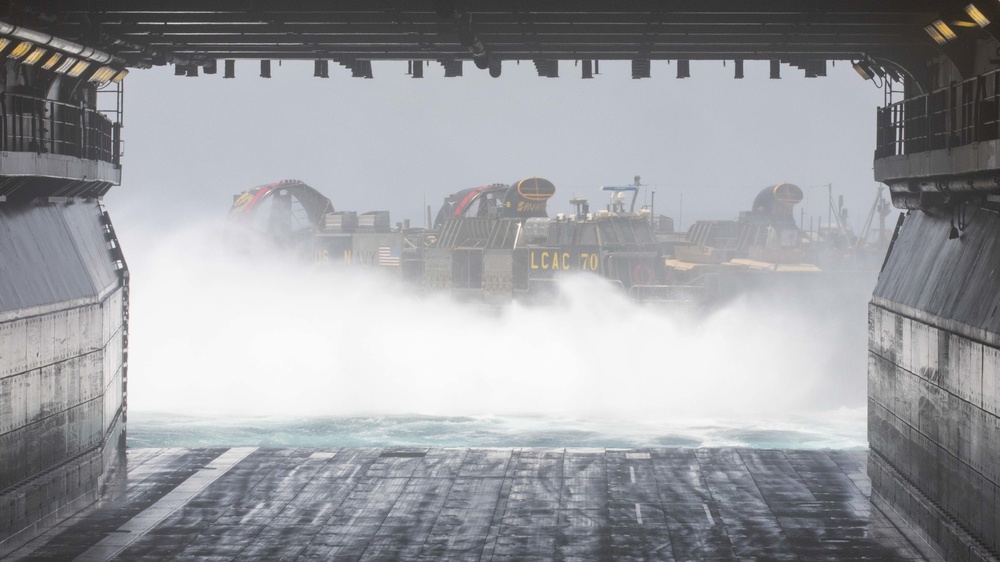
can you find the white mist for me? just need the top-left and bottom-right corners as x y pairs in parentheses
(123, 218), (872, 443)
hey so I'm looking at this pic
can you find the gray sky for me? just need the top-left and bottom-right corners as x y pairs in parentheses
(106, 58), (884, 234)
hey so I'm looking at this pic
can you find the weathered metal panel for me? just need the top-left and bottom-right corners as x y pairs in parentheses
(453, 249), (483, 290)
(103, 366), (123, 433)
(0, 202), (126, 556)
(61, 203), (119, 302)
(875, 207), (1000, 338)
(51, 310), (69, 364)
(955, 335), (984, 408)
(909, 320), (936, 381)
(0, 203), (115, 315)
(0, 318), (27, 378)
(985, 346), (1000, 417)
(899, 314), (912, 374)
(0, 152), (120, 185)
(421, 249), (452, 290)
(871, 205), (1000, 559)
(482, 250), (513, 301)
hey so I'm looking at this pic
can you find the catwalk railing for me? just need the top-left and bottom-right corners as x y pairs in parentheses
(875, 70), (1000, 159)
(0, 93), (119, 166)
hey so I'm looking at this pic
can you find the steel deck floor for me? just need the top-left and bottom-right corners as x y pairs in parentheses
(10, 448), (935, 561)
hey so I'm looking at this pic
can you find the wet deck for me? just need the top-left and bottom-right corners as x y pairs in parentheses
(10, 448), (935, 561)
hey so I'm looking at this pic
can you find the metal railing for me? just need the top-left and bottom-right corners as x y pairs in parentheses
(0, 93), (119, 165)
(875, 70), (1000, 159)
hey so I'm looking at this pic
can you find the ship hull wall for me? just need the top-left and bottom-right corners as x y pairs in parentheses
(870, 205), (1000, 562)
(0, 201), (126, 557)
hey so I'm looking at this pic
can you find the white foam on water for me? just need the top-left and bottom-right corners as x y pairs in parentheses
(122, 217), (874, 445)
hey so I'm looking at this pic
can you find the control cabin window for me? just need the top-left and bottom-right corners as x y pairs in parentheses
(634, 221), (655, 244)
(578, 224), (598, 246)
(612, 218), (637, 245)
(597, 221), (619, 246)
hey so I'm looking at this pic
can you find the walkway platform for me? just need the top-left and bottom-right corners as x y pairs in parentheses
(10, 448), (934, 561)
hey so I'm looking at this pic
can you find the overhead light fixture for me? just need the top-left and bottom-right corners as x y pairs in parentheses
(677, 59), (690, 79)
(965, 4), (990, 27)
(224, 59), (235, 79)
(852, 60), (874, 80)
(804, 60), (826, 78)
(314, 59), (329, 78)
(925, 20), (957, 44)
(770, 59), (781, 79)
(89, 66), (117, 83)
(54, 57), (76, 74)
(67, 60), (90, 77)
(411, 59), (423, 78)
(174, 64), (186, 76)
(22, 47), (46, 65)
(260, 59), (271, 78)
(935, 20), (958, 40)
(9, 41), (33, 60)
(111, 69), (128, 83)
(441, 59), (463, 77)
(349, 60), (374, 78)
(185, 65), (198, 77)
(41, 52), (62, 70)
(734, 59), (744, 79)
(203, 60), (217, 74)
(95, 67), (116, 82)
(581, 59), (593, 79)
(631, 58), (650, 79)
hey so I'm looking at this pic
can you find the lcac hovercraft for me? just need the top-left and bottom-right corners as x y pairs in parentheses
(228, 177), (676, 303)
(425, 178), (673, 303)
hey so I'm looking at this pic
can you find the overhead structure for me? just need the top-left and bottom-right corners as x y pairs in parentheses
(2, 1), (991, 88)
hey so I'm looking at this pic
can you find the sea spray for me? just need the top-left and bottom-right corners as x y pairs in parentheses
(125, 218), (874, 432)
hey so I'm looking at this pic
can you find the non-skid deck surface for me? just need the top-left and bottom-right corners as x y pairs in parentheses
(12, 448), (933, 561)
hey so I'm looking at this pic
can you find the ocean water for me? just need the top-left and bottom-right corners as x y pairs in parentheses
(121, 220), (877, 451)
(127, 409), (867, 450)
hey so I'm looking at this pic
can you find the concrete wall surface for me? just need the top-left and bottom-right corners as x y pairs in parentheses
(870, 206), (1000, 562)
(0, 201), (126, 557)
